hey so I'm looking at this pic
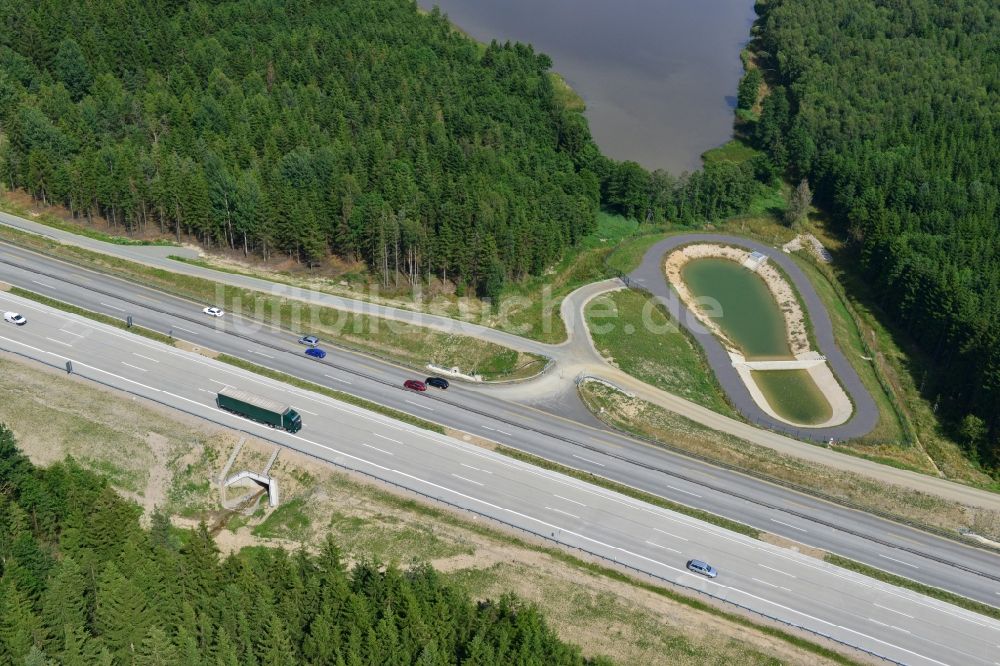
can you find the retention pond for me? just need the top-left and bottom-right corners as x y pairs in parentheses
(681, 257), (833, 426)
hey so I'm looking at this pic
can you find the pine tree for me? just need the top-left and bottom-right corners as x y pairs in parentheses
(784, 178), (812, 230)
(40, 558), (88, 641)
(134, 627), (178, 666)
(93, 563), (153, 660)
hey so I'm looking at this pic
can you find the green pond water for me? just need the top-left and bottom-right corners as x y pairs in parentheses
(681, 257), (832, 425)
(681, 258), (790, 359)
(751, 370), (833, 426)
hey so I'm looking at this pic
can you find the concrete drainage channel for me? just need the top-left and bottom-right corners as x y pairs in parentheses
(4, 252), (1000, 585)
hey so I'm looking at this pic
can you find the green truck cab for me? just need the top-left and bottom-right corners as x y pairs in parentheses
(216, 387), (302, 433)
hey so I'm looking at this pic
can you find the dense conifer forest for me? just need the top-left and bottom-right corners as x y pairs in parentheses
(0, 0), (758, 299)
(749, 0), (1000, 466)
(0, 426), (606, 665)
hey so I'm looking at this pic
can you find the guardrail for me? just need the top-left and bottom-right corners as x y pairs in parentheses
(0, 343), (902, 665)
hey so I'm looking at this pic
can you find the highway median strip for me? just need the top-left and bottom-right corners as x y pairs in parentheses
(824, 553), (1000, 622)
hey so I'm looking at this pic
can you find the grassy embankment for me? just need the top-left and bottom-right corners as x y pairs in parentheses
(585, 289), (734, 416)
(579, 380), (1000, 543)
(0, 354), (858, 666)
(0, 223), (544, 381)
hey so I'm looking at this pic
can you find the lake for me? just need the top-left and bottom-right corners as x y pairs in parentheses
(417, 0), (756, 173)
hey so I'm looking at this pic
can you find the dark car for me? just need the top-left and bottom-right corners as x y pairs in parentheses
(403, 379), (427, 392)
(425, 377), (449, 390)
(298, 335), (319, 346)
(685, 559), (718, 579)
(304, 347), (327, 359)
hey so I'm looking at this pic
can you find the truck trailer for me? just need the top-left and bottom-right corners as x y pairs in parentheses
(217, 387), (302, 433)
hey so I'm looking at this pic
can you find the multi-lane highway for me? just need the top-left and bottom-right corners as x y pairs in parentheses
(1, 241), (1000, 613)
(2, 291), (999, 665)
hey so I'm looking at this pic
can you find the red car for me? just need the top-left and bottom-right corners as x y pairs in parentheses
(403, 379), (427, 392)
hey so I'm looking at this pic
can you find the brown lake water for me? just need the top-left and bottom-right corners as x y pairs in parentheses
(418, 0), (756, 172)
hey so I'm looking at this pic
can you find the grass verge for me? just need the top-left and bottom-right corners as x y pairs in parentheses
(215, 353), (445, 434)
(824, 553), (1000, 622)
(578, 382), (1000, 542)
(494, 444), (760, 539)
(585, 289), (734, 415)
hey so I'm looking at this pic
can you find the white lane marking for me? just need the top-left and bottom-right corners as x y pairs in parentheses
(751, 577), (792, 592)
(172, 325), (198, 335)
(100, 302), (125, 312)
(496, 429), (513, 436)
(545, 506), (579, 520)
(44, 336), (72, 347)
(120, 362), (148, 372)
(572, 453), (605, 467)
(878, 553), (919, 569)
(460, 463), (492, 474)
(759, 564), (796, 578)
(451, 473), (484, 487)
(653, 528), (688, 541)
(250, 349), (273, 359)
(873, 603), (914, 619)
(296, 407), (317, 416)
(770, 518), (808, 533)
(207, 378), (227, 385)
(31, 279), (55, 289)
(362, 443), (393, 456)
(869, 618), (891, 629)
(405, 399), (434, 411)
(133, 353), (159, 363)
(666, 484), (702, 498)
(324, 373), (352, 384)
(645, 540), (681, 554)
(553, 494), (587, 507)
(197, 388), (214, 394)
(373, 433), (402, 445)
(59, 328), (84, 337)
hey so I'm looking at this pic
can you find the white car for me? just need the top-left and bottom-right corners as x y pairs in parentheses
(3, 312), (26, 326)
(202, 306), (225, 317)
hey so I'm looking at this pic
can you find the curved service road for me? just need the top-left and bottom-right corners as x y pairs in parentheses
(629, 235), (879, 441)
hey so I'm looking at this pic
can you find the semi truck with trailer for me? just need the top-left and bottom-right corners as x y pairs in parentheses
(216, 387), (303, 433)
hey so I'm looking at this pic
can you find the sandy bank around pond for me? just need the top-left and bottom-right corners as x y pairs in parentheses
(664, 243), (810, 357)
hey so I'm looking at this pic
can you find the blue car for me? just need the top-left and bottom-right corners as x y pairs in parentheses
(304, 347), (327, 359)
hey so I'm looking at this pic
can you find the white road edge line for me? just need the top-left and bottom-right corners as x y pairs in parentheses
(759, 564), (796, 578)
(451, 474), (484, 487)
(667, 484), (702, 498)
(770, 518), (808, 533)
(873, 603), (914, 619)
(405, 399), (434, 411)
(645, 540), (681, 554)
(878, 553), (919, 569)
(545, 506), (579, 520)
(653, 528), (689, 541)
(572, 453), (605, 467)
(553, 494), (587, 507)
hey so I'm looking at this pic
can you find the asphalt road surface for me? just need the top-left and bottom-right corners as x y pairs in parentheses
(1, 243), (1000, 615)
(2, 294), (1000, 665)
(629, 234), (879, 440)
